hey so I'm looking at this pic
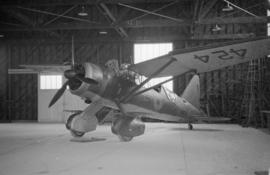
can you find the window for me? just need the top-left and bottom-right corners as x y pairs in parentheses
(40, 75), (62, 90)
(134, 43), (173, 91)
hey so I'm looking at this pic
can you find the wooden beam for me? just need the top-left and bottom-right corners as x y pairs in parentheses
(1, 7), (60, 37)
(119, 3), (184, 23)
(99, 3), (128, 38)
(0, 19), (189, 31)
(17, 6), (99, 25)
(127, 0), (179, 21)
(1, 8), (35, 26)
(6, 34), (189, 44)
(191, 33), (256, 40)
(1, 16), (269, 32)
(196, 16), (270, 24)
(0, 0), (185, 7)
(198, 0), (219, 20)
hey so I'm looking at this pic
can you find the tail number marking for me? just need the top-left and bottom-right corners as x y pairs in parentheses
(194, 48), (247, 63)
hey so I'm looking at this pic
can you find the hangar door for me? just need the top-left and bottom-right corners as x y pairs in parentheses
(38, 73), (88, 123)
(8, 73), (38, 121)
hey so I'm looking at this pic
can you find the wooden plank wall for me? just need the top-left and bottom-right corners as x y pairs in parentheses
(0, 42), (8, 121)
(8, 74), (37, 121)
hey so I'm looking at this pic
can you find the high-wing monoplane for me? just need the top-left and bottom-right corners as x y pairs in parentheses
(12, 37), (270, 141)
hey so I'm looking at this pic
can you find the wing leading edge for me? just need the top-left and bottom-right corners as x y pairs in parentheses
(129, 37), (270, 77)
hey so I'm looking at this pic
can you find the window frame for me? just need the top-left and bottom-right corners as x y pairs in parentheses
(133, 42), (173, 91)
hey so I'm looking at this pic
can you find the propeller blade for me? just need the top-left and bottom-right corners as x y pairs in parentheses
(75, 75), (98, 85)
(71, 36), (75, 68)
(48, 81), (69, 107)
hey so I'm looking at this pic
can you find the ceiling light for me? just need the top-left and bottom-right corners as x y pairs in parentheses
(222, 2), (234, 12)
(78, 6), (88, 16)
(0, 34), (4, 38)
(99, 31), (108, 35)
(212, 24), (222, 32)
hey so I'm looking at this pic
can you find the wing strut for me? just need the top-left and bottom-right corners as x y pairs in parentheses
(124, 69), (197, 101)
(120, 57), (176, 103)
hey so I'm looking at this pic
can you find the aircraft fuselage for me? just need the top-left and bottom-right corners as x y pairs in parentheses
(69, 63), (202, 122)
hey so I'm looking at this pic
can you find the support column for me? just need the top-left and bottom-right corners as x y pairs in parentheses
(0, 42), (8, 122)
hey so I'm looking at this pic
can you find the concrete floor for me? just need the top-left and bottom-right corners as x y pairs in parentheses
(0, 123), (269, 175)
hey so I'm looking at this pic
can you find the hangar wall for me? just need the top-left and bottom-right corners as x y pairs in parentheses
(1, 0), (269, 123)
(4, 38), (270, 123)
(0, 43), (8, 122)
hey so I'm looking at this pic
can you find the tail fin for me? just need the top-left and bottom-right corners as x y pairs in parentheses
(181, 75), (200, 109)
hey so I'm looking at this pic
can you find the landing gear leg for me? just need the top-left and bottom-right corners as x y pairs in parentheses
(188, 123), (193, 130)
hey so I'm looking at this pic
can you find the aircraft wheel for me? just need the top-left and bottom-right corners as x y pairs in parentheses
(66, 112), (81, 130)
(118, 135), (133, 142)
(70, 129), (85, 137)
(188, 123), (193, 130)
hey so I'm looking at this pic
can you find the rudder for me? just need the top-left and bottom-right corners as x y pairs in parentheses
(181, 75), (200, 109)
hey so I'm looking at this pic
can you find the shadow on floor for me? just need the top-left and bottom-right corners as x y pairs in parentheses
(170, 128), (224, 132)
(258, 128), (270, 135)
(254, 170), (268, 175)
(70, 137), (107, 143)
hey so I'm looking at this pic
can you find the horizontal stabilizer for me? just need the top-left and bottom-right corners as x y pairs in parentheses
(129, 37), (270, 77)
(195, 116), (231, 123)
(21, 65), (69, 73)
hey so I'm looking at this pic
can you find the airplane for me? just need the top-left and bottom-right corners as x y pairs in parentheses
(10, 36), (270, 141)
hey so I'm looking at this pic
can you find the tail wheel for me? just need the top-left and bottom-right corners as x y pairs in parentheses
(118, 135), (133, 142)
(188, 123), (193, 130)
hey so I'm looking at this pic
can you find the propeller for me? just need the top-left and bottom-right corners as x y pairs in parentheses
(48, 81), (69, 108)
(48, 72), (98, 107)
(48, 36), (98, 108)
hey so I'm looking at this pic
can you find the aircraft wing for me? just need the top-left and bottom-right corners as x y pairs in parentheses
(8, 64), (70, 74)
(20, 64), (70, 73)
(129, 37), (270, 77)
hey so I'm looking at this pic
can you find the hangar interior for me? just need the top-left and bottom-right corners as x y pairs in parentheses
(1, 0), (270, 127)
(0, 0), (270, 175)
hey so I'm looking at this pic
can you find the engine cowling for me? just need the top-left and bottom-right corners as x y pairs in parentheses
(111, 116), (145, 140)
